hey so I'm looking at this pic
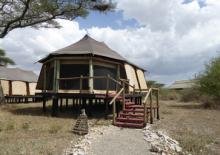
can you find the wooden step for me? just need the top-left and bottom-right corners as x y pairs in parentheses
(125, 105), (144, 109)
(116, 117), (144, 123)
(119, 113), (144, 118)
(123, 109), (144, 113)
(115, 122), (144, 128)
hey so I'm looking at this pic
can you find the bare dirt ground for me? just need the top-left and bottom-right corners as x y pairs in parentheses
(152, 100), (220, 155)
(0, 102), (79, 155)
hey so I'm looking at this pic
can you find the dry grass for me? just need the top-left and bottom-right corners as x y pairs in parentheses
(0, 102), (79, 155)
(153, 100), (220, 155)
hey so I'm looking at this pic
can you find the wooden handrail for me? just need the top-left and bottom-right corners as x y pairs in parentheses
(109, 88), (124, 105)
(119, 79), (135, 89)
(143, 88), (152, 103)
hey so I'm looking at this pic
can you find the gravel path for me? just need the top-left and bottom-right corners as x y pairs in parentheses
(88, 126), (152, 155)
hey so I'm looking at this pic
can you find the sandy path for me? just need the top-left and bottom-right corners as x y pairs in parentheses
(88, 126), (152, 155)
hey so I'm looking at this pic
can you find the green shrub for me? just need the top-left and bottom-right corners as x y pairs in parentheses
(48, 124), (62, 134)
(197, 57), (220, 105)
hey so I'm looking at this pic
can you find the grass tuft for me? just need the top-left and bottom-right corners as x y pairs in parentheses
(48, 124), (62, 134)
(21, 122), (30, 131)
(5, 122), (15, 131)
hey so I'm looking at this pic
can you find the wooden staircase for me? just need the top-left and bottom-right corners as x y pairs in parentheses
(115, 100), (146, 128)
(108, 78), (160, 129)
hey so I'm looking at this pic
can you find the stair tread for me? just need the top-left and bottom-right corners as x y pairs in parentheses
(116, 117), (144, 122)
(120, 113), (144, 117)
(123, 109), (144, 112)
(115, 122), (144, 128)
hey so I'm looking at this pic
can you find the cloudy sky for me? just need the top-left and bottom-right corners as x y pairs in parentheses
(1, 0), (220, 85)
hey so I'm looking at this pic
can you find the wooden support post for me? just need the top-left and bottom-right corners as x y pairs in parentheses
(144, 102), (147, 125)
(105, 99), (109, 119)
(9, 80), (12, 96)
(150, 90), (153, 124)
(26, 82), (30, 96)
(112, 100), (116, 125)
(80, 75), (83, 93)
(60, 98), (63, 111)
(156, 90), (160, 120)
(89, 58), (94, 93)
(56, 60), (60, 92)
(43, 96), (46, 113)
(52, 96), (58, 117)
(66, 98), (68, 108)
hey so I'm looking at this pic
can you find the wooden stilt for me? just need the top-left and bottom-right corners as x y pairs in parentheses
(52, 97), (59, 117)
(43, 97), (46, 113)
(60, 98), (63, 111)
(66, 98), (68, 108)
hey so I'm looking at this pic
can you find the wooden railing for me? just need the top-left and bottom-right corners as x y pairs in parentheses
(143, 88), (159, 124)
(57, 75), (135, 95)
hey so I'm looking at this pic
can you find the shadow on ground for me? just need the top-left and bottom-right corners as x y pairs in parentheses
(2, 102), (112, 119)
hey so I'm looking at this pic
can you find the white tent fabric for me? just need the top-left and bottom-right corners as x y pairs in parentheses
(0, 80), (9, 95)
(12, 81), (27, 95)
(124, 63), (139, 92)
(136, 69), (147, 90)
(29, 83), (37, 95)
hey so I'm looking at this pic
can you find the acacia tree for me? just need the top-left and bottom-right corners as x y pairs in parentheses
(0, 49), (15, 66)
(0, 0), (114, 38)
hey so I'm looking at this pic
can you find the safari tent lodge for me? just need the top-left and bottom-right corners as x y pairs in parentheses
(37, 35), (159, 127)
(0, 67), (39, 103)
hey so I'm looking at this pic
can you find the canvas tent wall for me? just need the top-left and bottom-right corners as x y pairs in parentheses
(0, 67), (38, 96)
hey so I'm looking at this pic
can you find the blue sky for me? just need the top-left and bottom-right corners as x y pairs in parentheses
(76, 10), (139, 30)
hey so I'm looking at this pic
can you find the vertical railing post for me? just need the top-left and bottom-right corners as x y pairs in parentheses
(150, 89), (153, 124)
(144, 101), (147, 125)
(156, 89), (160, 120)
(122, 81), (125, 110)
(80, 75), (83, 93)
(113, 100), (116, 125)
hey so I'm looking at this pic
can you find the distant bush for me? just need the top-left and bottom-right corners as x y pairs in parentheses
(180, 88), (201, 102)
(48, 124), (62, 134)
(160, 89), (181, 101)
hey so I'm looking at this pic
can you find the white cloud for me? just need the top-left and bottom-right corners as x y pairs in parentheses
(1, 0), (220, 85)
